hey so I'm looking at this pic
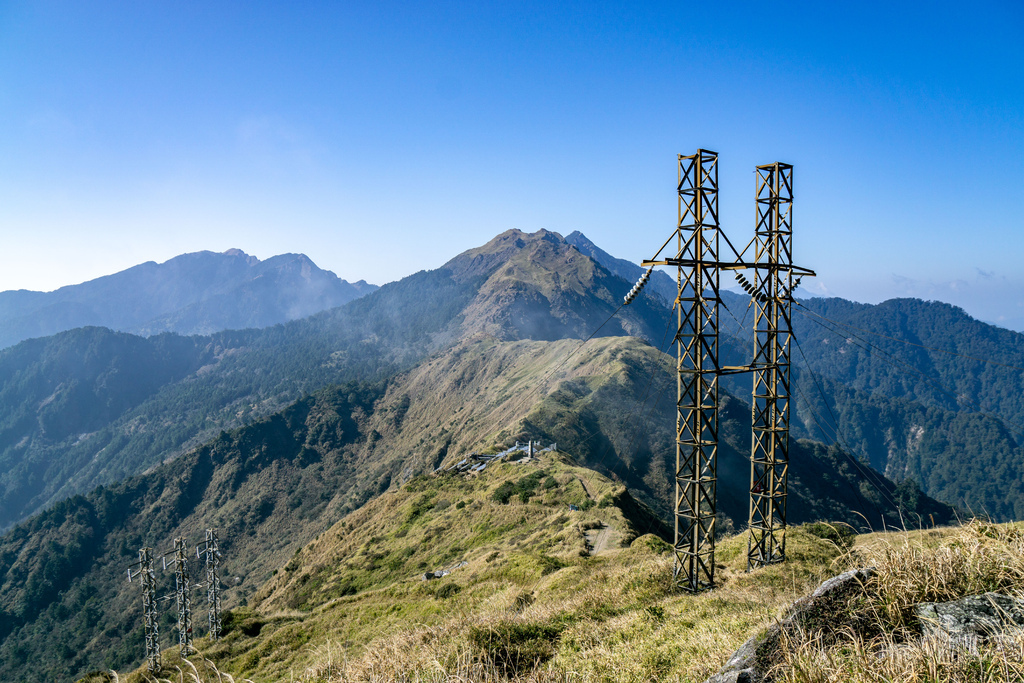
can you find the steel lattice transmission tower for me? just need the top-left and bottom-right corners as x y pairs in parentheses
(630, 151), (814, 591)
(203, 529), (223, 640)
(747, 163), (795, 568)
(127, 547), (162, 673)
(642, 149), (722, 591)
(673, 150), (722, 591)
(171, 537), (194, 657)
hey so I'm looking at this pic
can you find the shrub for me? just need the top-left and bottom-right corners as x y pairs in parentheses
(435, 583), (462, 600)
(468, 620), (562, 675)
(492, 482), (516, 504)
(406, 493), (436, 523)
(803, 522), (856, 550)
(630, 534), (672, 555)
(492, 472), (547, 504)
(512, 591), (534, 612)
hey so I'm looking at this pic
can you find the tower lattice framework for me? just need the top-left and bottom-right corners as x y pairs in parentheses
(204, 529), (223, 640)
(672, 149), (721, 592)
(172, 537), (194, 657)
(128, 547), (161, 673)
(747, 162), (794, 569)
(634, 151), (813, 591)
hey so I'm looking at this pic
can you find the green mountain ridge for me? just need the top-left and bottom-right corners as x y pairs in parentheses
(4, 229), (1020, 532)
(0, 331), (951, 682)
(1, 228), (667, 530)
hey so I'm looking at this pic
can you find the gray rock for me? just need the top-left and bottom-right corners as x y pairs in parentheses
(705, 635), (759, 682)
(703, 567), (875, 683)
(915, 592), (1024, 645)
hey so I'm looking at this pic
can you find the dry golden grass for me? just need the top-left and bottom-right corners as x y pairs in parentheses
(776, 628), (1024, 683)
(257, 528), (846, 683)
(109, 654), (256, 683)
(772, 521), (1024, 683)
(109, 460), (1024, 683)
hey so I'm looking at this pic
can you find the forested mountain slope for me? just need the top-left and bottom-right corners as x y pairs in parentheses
(783, 297), (1024, 519)
(793, 297), (1024, 426)
(0, 230), (671, 530)
(0, 332), (952, 682)
(0, 249), (376, 349)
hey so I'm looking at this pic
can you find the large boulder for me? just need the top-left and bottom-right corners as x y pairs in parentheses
(914, 592), (1024, 652)
(705, 568), (875, 683)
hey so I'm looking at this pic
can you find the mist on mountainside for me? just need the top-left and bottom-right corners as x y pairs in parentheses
(0, 230), (670, 530)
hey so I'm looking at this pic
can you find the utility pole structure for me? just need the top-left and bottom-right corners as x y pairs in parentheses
(672, 150), (721, 592)
(165, 538), (194, 657)
(747, 163), (795, 569)
(629, 151), (814, 591)
(201, 529), (223, 640)
(127, 548), (161, 673)
(641, 149), (722, 592)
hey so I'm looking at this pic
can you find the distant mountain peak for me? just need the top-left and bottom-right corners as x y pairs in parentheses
(0, 249), (378, 348)
(220, 248), (260, 266)
(565, 231), (677, 306)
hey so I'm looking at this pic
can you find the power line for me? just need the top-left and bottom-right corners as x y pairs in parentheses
(790, 334), (905, 516)
(796, 308), (1024, 440)
(796, 303), (1024, 373)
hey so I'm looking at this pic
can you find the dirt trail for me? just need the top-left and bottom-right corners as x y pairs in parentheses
(584, 524), (617, 555)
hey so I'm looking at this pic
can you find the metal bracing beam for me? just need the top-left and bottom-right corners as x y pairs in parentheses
(673, 149), (721, 592)
(747, 162), (794, 569)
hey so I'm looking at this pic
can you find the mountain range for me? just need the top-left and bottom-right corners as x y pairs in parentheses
(0, 249), (377, 350)
(0, 228), (1017, 680)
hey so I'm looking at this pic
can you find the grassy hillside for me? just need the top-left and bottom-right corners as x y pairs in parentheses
(0, 332), (952, 681)
(111, 451), (986, 683)
(118, 451), (854, 683)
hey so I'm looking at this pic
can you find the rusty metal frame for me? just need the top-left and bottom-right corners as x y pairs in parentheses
(747, 162), (794, 569)
(671, 149), (721, 592)
(640, 153), (813, 591)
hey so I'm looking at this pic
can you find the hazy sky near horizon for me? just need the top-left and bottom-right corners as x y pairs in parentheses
(1, 3), (1022, 324)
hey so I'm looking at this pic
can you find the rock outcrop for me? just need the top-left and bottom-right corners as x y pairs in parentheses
(706, 568), (876, 683)
(915, 592), (1024, 653)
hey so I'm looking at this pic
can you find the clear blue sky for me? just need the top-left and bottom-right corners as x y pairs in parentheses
(1, 2), (1022, 325)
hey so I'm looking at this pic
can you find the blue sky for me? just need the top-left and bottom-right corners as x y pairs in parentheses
(1, 2), (1022, 325)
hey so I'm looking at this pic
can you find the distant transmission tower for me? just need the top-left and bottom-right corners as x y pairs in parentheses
(163, 538), (194, 657)
(201, 529), (223, 640)
(747, 163), (795, 569)
(127, 547), (161, 673)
